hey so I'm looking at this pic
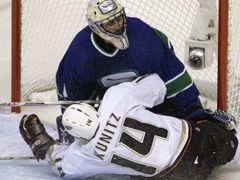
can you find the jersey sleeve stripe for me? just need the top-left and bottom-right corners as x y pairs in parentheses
(153, 28), (173, 50)
(165, 70), (193, 98)
(153, 28), (168, 45)
(158, 121), (192, 177)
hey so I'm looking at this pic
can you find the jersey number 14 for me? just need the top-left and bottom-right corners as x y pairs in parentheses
(110, 117), (169, 175)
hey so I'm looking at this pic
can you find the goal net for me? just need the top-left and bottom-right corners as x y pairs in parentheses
(12, 0), (240, 120)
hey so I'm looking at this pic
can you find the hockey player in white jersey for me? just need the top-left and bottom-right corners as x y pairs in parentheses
(19, 74), (240, 180)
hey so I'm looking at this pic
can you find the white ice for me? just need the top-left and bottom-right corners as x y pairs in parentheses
(0, 113), (61, 180)
(0, 0), (240, 179)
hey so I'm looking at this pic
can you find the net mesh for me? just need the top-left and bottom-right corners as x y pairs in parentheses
(19, 0), (240, 119)
(227, 0), (240, 119)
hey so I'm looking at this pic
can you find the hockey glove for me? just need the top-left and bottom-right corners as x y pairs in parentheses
(19, 114), (55, 160)
(210, 109), (237, 132)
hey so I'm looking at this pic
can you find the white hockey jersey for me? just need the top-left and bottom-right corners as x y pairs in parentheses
(49, 74), (191, 178)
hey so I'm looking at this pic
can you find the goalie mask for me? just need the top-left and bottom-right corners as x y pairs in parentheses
(62, 103), (100, 140)
(87, 0), (129, 50)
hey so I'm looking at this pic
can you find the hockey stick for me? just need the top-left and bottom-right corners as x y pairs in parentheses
(0, 100), (102, 107)
(0, 156), (36, 160)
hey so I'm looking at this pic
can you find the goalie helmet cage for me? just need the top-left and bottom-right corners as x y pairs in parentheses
(12, 0), (240, 120)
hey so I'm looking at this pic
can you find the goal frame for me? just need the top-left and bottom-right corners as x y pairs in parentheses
(12, 0), (21, 113)
(11, 0), (228, 113)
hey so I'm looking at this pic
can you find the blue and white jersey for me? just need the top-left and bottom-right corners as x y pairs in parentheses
(56, 17), (204, 120)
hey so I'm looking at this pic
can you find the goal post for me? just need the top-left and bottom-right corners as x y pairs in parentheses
(12, 0), (21, 113)
(218, 0), (228, 111)
(219, 0), (240, 119)
(11, 0), (240, 120)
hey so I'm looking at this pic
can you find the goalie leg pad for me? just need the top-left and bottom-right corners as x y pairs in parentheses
(19, 114), (55, 160)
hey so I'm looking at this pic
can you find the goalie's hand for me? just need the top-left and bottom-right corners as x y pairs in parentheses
(211, 109), (237, 132)
(19, 114), (55, 160)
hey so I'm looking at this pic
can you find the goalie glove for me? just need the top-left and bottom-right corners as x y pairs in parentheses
(211, 109), (237, 132)
(19, 114), (55, 161)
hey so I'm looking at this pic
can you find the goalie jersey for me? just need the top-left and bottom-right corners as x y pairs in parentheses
(56, 17), (204, 120)
(49, 74), (191, 178)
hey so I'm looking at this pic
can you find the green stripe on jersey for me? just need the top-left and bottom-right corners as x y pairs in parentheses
(153, 28), (168, 46)
(166, 70), (193, 98)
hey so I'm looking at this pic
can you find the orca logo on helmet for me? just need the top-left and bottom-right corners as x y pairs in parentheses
(99, 0), (117, 14)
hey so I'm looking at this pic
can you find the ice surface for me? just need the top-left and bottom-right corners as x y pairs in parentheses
(0, 113), (61, 180)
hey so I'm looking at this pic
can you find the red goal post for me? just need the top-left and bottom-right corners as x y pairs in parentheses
(217, 0), (228, 111)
